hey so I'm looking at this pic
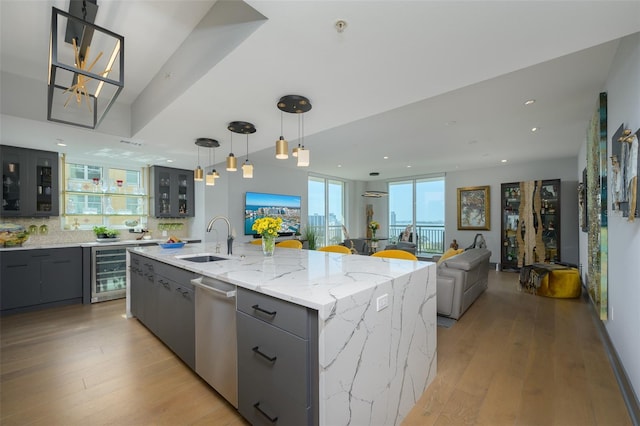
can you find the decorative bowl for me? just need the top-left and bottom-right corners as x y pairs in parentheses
(0, 223), (30, 247)
(159, 242), (186, 249)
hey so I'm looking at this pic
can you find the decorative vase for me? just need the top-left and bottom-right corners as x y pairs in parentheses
(262, 235), (276, 257)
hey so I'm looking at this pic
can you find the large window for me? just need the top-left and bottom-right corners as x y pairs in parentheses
(64, 162), (146, 230)
(389, 176), (445, 255)
(308, 176), (345, 247)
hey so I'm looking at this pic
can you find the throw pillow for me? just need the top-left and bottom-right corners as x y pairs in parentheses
(437, 248), (464, 265)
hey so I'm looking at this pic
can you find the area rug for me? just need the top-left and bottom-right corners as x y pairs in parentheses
(437, 315), (456, 328)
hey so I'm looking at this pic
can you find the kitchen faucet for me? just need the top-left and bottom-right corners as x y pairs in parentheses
(206, 215), (233, 255)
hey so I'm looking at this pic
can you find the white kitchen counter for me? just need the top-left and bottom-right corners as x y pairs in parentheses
(128, 242), (437, 425)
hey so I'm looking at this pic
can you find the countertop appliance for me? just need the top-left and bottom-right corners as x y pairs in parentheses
(191, 276), (238, 408)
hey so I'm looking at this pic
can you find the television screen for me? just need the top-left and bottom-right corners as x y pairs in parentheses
(244, 191), (302, 236)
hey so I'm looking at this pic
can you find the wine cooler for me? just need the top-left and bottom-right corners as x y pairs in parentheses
(91, 245), (128, 303)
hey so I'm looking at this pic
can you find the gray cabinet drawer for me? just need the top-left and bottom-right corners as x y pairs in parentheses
(237, 311), (309, 406)
(236, 287), (309, 338)
(239, 379), (311, 426)
(154, 260), (196, 289)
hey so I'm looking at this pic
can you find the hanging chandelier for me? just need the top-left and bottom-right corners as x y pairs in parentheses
(47, 1), (124, 129)
(194, 138), (219, 183)
(276, 95), (312, 166)
(228, 121), (256, 174)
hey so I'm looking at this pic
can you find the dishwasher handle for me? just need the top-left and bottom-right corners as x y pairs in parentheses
(191, 277), (236, 298)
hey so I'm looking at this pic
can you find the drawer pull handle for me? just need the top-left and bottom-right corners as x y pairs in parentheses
(252, 346), (277, 362)
(252, 304), (276, 316)
(253, 402), (278, 423)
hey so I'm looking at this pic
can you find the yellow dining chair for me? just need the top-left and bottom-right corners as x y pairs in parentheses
(250, 239), (262, 245)
(317, 245), (352, 254)
(276, 239), (303, 249)
(371, 249), (418, 261)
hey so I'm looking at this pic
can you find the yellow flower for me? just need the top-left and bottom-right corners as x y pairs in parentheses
(252, 216), (283, 237)
(369, 221), (380, 231)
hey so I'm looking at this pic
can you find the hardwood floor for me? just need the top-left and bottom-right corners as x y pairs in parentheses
(404, 271), (631, 426)
(1, 271), (631, 425)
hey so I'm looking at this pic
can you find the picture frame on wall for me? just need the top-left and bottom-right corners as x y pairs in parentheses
(457, 185), (490, 230)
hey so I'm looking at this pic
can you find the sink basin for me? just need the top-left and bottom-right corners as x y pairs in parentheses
(178, 254), (227, 263)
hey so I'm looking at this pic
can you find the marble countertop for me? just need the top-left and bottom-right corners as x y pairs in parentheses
(129, 242), (432, 318)
(0, 237), (201, 251)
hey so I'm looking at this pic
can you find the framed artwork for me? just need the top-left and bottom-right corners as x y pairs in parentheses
(457, 185), (490, 230)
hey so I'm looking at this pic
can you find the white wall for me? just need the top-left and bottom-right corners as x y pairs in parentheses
(600, 32), (640, 400)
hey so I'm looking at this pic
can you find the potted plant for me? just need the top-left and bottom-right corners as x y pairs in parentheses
(93, 226), (119, 239)
(303, 226), (318, 250)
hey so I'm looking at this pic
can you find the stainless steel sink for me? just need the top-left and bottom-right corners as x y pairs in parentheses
(178, 254), (227, 263)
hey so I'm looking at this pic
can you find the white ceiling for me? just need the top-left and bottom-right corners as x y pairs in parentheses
(1, 0), (640, 181)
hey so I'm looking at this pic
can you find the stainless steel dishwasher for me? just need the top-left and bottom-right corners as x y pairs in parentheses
(191, 276), (238, 408)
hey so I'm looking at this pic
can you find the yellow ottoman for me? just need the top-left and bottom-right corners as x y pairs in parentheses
(520, 264), (582, 298)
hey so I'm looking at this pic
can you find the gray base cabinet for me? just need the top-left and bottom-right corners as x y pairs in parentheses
(236, 287), (318, 426)
(1, 247), (82, 313)
(129, 253), (195, 369)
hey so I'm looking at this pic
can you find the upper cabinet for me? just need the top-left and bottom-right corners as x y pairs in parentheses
(150, 166), (194, 218)
(501, 179), (560, 270)
(1, 145), (59, 217)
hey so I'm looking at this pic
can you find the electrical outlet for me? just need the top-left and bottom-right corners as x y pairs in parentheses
(376, 294), (389, 312)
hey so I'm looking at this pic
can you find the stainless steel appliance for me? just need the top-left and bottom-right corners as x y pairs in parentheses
(91, 245), (128, 303)
(191, 276), (238, 408)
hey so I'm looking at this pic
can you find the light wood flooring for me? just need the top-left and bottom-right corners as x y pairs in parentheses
(1, 271), (631, 425)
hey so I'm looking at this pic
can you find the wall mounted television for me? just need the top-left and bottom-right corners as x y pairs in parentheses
(244, 191), (302, 236)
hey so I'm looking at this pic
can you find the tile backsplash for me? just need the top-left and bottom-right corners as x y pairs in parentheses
(1, 217), (194, 246)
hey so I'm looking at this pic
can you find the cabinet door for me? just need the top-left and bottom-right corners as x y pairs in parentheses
(540, 179), (560, 263)
(0, 251), (40, 310)
(170, 281), (195, 369)
(1, 145), (29, 217)
(501, 182), (521, 270)
(0, 145), (59, 217)
(41, 248), (82, 303)
(129, 253), (144, 318)
(32, 150), (59, 216)
(150, 166), (194, 218)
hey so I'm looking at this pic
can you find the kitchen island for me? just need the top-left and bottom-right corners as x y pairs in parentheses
(127, 242), (437, 426)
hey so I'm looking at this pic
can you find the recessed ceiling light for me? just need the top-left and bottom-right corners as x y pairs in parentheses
(383, 156), (389, 160)
(406, 165), (412, 168)
(166, 159), (174, 163)
(531, 127), (538, 132)
(524, 99), (535, 106)
(338, 164), (342, 168)
(501, 159), (508, 163)
(56, 142), (67, 147)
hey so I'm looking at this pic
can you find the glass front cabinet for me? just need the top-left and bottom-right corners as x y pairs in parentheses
(501, 179), (560, 270)
(150, 166), (194, 218)
(1, 145), (59, 217)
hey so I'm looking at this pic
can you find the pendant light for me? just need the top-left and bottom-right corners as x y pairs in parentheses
(205, 144), (215, 186)
(296, 112), (309, 167)
(226, 130), (237, 171)
(195, 138), (219, 182)
(242, 133), (254, 178)
(277, 95), (311, 164)
(228, 121), (256, 174)
(275, 111), (288, 159)
(194, 143), (203, 181)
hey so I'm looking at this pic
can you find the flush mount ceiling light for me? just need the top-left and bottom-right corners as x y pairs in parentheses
(228, 121), (256, 173)
(48, 1), (124, 129)
(277, 95), (312, 165)
(362, 190), (388, 198)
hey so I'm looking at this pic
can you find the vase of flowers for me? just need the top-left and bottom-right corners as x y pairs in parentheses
(369, 220), (380, 241)
(252, 216), (283, 256)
